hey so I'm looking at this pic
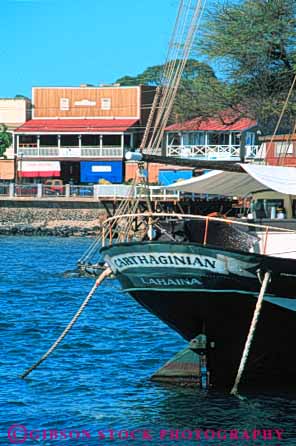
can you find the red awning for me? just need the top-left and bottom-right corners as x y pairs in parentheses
(18, 161), (61, 177)
(15, 118), (139, 133)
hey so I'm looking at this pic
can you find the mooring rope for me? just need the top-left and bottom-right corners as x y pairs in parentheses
(230, 271), (271, 398)
(20, 267), (112, 379)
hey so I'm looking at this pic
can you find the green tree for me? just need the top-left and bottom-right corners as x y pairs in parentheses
(116, 59), (223, 121)
(171, 63), (232, 121)
(114, 75), (139, 86)
(0, 124), (13, 158)
(196, 0), (296, 133)
(116, 59), (213, 86)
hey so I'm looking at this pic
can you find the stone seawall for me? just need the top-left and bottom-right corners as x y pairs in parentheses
(0, 206), (107, 236)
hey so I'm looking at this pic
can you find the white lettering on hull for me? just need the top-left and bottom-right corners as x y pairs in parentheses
(140, 277), (202, 287)
(105, 252), (257, 278)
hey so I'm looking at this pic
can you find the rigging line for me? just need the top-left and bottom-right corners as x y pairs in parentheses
(265, 73), (296, 163)
(119, 198), (145, 243)
(146, 1), (193, 150)
(139, 86), (161, 150)
(160, 1), (191, 83)
(148, 65), (187, 150)
(160, 0), (185, 84)
(151, 0), (205, 153)
(78, 177), (139, 264)
(122, 196), (143, 241)
(112, 170), (144, 244)
(154, 0), (204, 141)
(156, 3), (190, 105)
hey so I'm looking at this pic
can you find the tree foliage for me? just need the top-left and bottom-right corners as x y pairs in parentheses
(116, 59), (213, 86)
(197, 0), (296, 133)
(115, 1), (296, 133)
(116, 59), (223, 121)
(0, 124), (12, 158)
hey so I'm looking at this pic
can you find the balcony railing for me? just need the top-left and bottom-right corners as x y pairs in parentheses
(17, 146), (124, 158)
(167, 144), (260, 160)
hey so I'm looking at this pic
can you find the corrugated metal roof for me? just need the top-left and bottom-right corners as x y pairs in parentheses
(15, 118), (139, 133)
(166, 114), (257, 132)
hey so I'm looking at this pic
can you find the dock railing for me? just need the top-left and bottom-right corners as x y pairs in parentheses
(0, 183), (180, 201)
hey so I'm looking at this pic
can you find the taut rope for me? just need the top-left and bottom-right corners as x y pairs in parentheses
(230, 271), (271, 398)
(20, 267), (112, 379)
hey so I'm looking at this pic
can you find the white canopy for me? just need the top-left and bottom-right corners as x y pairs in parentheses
(166, 164), (296, 196)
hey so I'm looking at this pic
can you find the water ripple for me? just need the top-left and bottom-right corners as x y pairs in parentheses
(0, 236), (295, 445)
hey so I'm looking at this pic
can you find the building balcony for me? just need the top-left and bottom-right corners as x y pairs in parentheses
(17, 145), (124, 158)
(166, 144), (260, 160)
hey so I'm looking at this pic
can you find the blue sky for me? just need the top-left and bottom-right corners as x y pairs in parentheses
(1, 0), (184, 98)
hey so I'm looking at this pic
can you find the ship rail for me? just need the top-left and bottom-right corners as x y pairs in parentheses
(101, 212), (296, 257)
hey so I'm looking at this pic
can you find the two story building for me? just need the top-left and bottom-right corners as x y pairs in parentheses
(259, 134), (296, 166)
(165, 112), (260, 161)
(15, 85), (156, 184)
(126, 111), (262, 185)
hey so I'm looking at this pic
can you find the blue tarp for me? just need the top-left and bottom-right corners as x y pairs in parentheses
(80, 161), (123, 183)
(158, 169), (193, 186)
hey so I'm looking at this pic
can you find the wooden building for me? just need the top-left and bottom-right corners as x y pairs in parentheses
(260, 134), (296, 166)
(15, 85), (156, 184)
(165, 112), (260, 161)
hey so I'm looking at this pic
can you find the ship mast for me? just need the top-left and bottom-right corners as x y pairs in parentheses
(126, 151), (244, 173)
(140, 0), (207, 155)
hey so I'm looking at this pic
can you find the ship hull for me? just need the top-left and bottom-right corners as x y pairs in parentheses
(101, 241), (296, 387)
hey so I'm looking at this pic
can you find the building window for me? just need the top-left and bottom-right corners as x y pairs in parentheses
(275, 142), (293, 157)
(82, 135), (100, 146)
(188, 132), (205, 145)
(101, 98), (111, 110)
(124, 134), (131, 148)
(245, 132), (255, 145)
(19, 135), (37, 147)
(255, 199), (284, 218)
(208, 132), (230, 145)
(60, 135), (79, 146)
(60, 98), (70, 111)
(40, 135), (58, 147)
(168, 133), (181, 145)
(102, 135), (121, 146)
(232, 132), (241, 145)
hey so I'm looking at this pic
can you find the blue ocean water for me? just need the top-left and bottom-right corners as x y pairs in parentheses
(0, 237), (295, 446)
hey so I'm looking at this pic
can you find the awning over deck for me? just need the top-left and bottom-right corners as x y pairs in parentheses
(18, 161), (61, 177)
(166, 164), (296, 196)
(15, 118), (139, 133)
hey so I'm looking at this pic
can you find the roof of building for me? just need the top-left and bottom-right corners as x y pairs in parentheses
(166, 112), (257, 132)
(15, 118), (139, 133)
(260, 133), (296, 142)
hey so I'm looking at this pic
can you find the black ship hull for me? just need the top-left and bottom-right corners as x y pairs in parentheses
(101, 241), (296, 387)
